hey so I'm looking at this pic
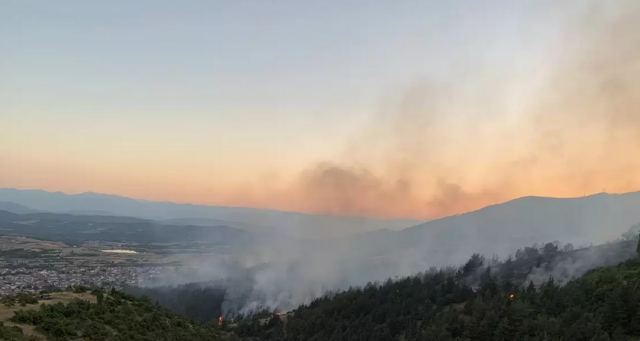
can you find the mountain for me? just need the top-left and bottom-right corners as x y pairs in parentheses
(0, 210), (250, 245)
(0, 188), (417, 239)
(140, 191), (639, 314)
(0, 201), (37, 214)
(352, 192), (640, 268)
(236, 241), (640, 340)
(3, 188), (640, 315)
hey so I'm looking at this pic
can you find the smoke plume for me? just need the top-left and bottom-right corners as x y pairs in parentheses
(288, 0), (640, 219)
(146, 1), (640, 315)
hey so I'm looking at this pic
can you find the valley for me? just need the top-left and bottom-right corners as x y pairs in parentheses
(4, 2), (639, 339)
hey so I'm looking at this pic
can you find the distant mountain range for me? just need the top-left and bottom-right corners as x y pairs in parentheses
(1, 188), (640, 313)
(0, 188), (418, 239)
(0, 209), (250, 245)
(1, 188), (639, 265)
(0, 201), (37, 214)
(353, 191), (640, 268)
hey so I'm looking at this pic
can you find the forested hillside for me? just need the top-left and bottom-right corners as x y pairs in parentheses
(235, 240), (640, 340)
(3, 289), (234, 341)
(3, 239), (640, 340)
(125, 283), (226, 324)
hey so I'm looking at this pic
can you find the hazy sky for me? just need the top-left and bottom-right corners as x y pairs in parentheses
(2, 1), (639, 219)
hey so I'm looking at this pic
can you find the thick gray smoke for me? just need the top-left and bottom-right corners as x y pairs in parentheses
(143, 206), (640, 314)
(288, 0), (640, 220)
(145, 1), (640, 314)
(524, 240), (638, 286)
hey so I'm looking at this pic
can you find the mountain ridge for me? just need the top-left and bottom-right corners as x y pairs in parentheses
(0, 188), (418, 239)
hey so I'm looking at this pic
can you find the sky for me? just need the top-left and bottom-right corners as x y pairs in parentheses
(2, 0), (639, 219)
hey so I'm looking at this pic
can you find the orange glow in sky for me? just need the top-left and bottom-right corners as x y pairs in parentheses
(2, 1), (639, 219)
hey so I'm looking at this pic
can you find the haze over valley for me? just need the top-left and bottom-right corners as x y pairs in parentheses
(2, 1), (640, 340)
(1, 188), (640, 315)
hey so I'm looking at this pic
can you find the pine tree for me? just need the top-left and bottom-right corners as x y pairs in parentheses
(494, 318), (516, 341)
